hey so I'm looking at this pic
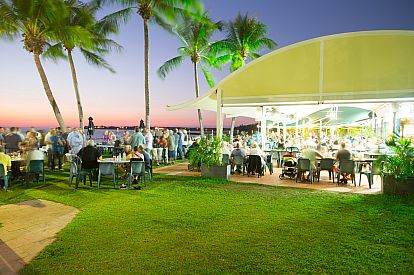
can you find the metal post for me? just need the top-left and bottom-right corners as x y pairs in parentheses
(216, 89), (223, 139)
(261, 107), (267, 148)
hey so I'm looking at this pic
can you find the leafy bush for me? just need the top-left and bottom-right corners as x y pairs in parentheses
(188, 137), (222, 168)
(379, 137), (414, 182)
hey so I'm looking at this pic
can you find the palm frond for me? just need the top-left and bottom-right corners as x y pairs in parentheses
(42, 43), (67, 62)
(80, 48), (116, 73)
(200, 65), (215, 88)
(157, 55), (184, 79)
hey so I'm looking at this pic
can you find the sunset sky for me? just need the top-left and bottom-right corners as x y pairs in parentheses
(0, 0), (413, 128)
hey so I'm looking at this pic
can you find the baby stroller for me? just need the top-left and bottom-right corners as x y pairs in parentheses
(279, 153), (297, 179)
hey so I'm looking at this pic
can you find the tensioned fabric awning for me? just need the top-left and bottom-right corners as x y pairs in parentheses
(167, 30), (414, 118)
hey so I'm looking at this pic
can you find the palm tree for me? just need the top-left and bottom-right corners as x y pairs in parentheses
(44, 0), (121, 130)
(211, 13), (277, 141)
(0, 0), (91, 131)
(101, 0), (202, 129)
(157, 13), (223, 137)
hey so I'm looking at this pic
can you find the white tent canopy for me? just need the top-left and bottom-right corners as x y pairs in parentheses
(167, 30), (414, 137)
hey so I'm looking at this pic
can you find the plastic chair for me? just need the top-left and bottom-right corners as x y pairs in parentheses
(317, 158), (335, 183)
(66, 154), (79, 186)
(359, 161), (382, 189)
(232, 155), (246, 175)
(247, 155), (265, 178)
(0, 164), (10, 191)
(222, 154), (230, 165)
(26, 160), (45, 186)
(98, 162), (116, 190)
(128, 161), (146, 187)
(296, 158), (313, 183)
(338, 160), (356, 186)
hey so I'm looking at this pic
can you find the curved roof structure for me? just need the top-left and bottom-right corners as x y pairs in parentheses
(167, 30), (414, 117)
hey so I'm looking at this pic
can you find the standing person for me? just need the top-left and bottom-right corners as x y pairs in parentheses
(181, 129), (189, 158)
(173, 129), (179, 160)
(130, 127), (145, 148)
(123, 131), (131, 145)
(160, 131), (168, 164)
(0, 127), (5, 147)
(16, 127), (25, 141)
(62, 127), (71, 162)
(167, 130), (175, 164)
(143, 128), (153, 154)
(44, 128), (54, 169)
(67, 128), (84, 154)
(50, 129), (64, 170)
(4, 127), (23, 153)
(177, 129), (183, 160)
(152, 133), (161, 166)
(0, 146), (11, 188)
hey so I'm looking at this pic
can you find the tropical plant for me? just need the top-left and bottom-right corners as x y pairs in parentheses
(379, 137), (414, 183)
(0, 0), (90, 130)
(43, 0), (121, 130)
(211, 13), (277, 72)
(157, 12), (223, 137)
(188, 137), (221, 169)
(211, 13), (277, 140)
(101, 0), (202, 129)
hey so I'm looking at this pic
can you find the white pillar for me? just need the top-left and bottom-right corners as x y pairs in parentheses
(261, 107), (267, 148)
(283, 121), (287, 142)
(295, 116), (299, 138)
(319, 120), (323, 138)
(216, 89), (223, 139)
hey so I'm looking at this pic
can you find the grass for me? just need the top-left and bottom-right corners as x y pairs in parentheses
(1, 166), (414, 274)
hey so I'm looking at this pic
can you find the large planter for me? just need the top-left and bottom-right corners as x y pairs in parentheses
(383, 175), (414, 195)
(201, 164), (230, 180)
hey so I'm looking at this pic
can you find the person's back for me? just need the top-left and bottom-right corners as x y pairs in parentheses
(336, 142), (351, 161)
(26, 149), (44, 167)
(0, 147), (11, 172)
(77, 142), (101, 169)
(231, 147), (246, 158)
(5, 128), (22, 153)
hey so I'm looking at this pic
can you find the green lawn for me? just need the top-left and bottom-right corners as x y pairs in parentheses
(1, 168), (414, 274)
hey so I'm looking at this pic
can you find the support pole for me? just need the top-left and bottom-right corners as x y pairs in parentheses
(295, 116), (299, 138)
(229, 117), (236, 143)
(319, 120), (323, 138)
(261, 107), (267, 148)
(216, 89), (223, 139)
(283, 120), (287, 143)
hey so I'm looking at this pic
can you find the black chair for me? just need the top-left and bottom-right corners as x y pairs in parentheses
(26, 160), (45, 186)
(359, 161), (382, 189)
(0, 165), (10, 191)
(318, 158), (335, 183)
(338, 160), (356, 186)
(296, 158), (313, 183)
(247, 155), (264, 178)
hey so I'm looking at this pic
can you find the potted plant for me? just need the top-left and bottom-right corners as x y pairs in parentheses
(188, 137), (230, 180)
(378, 137), (414, 195)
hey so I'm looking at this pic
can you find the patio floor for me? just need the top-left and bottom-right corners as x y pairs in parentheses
(0, 200), (79, 275)
(155, 163), (382, 195)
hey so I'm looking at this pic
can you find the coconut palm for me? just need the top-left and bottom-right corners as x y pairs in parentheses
(0, 0), (91, 130)
(211, 13), (277, 140)
(157, 13), (223, 137)
(101, 0), (202, 129)
(44, 0), (121, 130)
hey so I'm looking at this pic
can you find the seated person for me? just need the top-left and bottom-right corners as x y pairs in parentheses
(0, 146), (11, 187)
(335, 142), (352, 183)
(26, 148), (45, 167)
(77, 140), (101, 170)
(301, 145), (324, 179)
(230, 142), (246, 173)
(249, 142), (266, 165)
(137, 145), (151, 171)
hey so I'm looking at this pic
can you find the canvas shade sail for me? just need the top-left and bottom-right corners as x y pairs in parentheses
(167, 30), (414, 118)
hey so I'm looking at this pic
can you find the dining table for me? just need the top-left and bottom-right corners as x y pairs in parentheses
(98, 158), (130, 182)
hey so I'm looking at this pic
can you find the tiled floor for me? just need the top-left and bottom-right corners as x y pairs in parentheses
(155, 163), (382, 195)
(0, 200), (79, 275)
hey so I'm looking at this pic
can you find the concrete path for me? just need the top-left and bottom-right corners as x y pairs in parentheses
(0, 200), (79, 275)
(155, 163), (382, 195)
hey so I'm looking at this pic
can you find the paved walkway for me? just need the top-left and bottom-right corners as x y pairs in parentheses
(155, 163), (382, 195)
(0, 200), (79, 275)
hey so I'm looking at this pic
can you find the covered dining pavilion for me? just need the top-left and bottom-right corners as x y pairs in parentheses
(167, 30), (414, 142)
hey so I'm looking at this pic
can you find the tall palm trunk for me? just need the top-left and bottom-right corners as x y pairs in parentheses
(143, 17), (150, 129)
(67, 49), (84, 130)
(193, 61), (204, 137)
(33, 54), (66, 131)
